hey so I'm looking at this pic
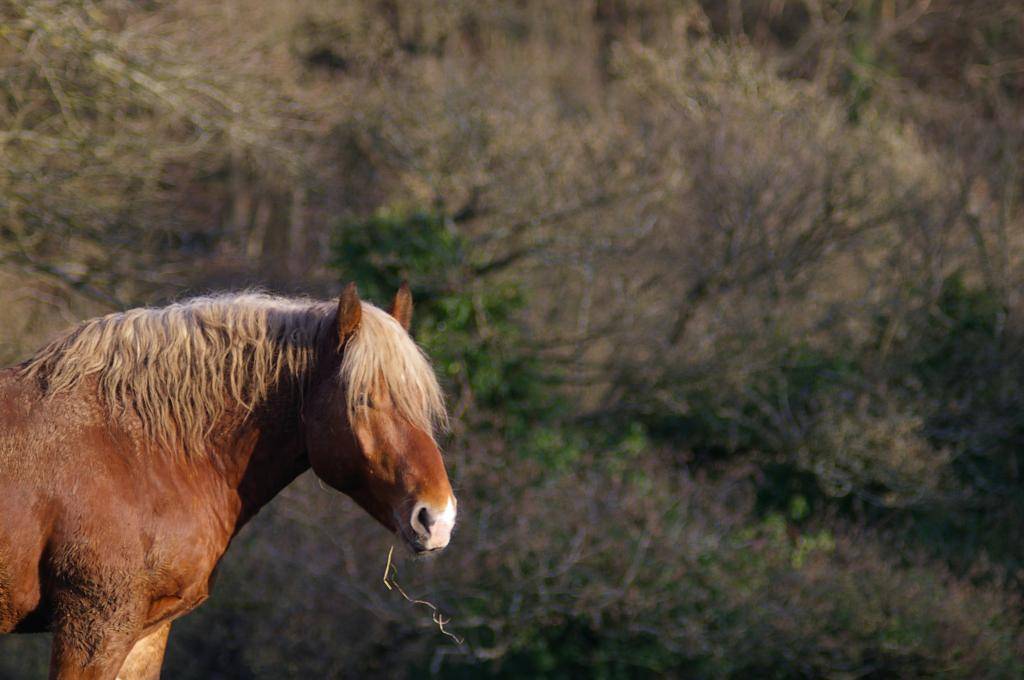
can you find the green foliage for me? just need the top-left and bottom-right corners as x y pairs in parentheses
(329, 210), (463, 304)
(889, 272), (1002, 383)
(412, 468), (1022, 679)
(440, 618), (679, 680)
(331, 209), (584, 466)
(629, 272), (1024, 576)
(327, 211), (1024, 675)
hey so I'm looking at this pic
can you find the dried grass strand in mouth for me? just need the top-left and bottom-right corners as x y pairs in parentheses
(383, 545), (464, 645)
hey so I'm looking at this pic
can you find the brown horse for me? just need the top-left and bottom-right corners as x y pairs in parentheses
(0, 283), (456, 679)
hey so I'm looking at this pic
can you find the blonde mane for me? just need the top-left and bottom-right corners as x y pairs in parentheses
(341, 302), (448, 438)
(21, 293), (447, 456)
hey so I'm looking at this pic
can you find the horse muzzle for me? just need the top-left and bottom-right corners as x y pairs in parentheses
(402, 496), (456, 553)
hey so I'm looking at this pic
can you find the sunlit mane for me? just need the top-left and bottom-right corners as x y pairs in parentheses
(20, 292), (447, 457)
(341, 303), (448, 438)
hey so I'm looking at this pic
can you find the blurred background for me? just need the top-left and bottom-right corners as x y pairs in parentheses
(1, 0), (1024, 677)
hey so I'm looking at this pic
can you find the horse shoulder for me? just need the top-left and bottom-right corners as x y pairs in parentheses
(0, 367), (228, 633)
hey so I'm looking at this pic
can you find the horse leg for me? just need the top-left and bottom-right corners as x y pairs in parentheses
(49, 626), (137, 680)
(115, 622), (171, 680)
(46, 588), (144, 680)
(116, 623), (172, 680)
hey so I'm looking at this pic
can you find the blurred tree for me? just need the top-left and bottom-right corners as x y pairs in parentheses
(1, 0), (1024, 676)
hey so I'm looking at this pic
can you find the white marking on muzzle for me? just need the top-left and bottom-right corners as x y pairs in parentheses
(411, 496), (457, 551)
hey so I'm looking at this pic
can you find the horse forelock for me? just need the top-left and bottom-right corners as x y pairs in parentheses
(20, 292), (447, 457)
(341, 304), (448, 440)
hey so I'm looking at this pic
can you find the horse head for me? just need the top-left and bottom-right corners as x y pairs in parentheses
(304, 283), (456, 553)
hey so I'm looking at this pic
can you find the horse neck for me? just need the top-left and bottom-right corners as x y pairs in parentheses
(211, 378), (312, 530)
(184, 328), (340, 532)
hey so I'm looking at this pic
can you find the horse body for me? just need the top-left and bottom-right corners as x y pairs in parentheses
(0, 284), (455, 679)
(0, 353), (306, 673)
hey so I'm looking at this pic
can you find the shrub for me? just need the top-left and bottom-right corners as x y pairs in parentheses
(155, 447), (1024, 678)
(331, 208), (587, 466)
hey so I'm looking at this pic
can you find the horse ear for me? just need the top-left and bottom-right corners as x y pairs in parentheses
(389, 281), (413, 331)
(337, 282), (362, 345)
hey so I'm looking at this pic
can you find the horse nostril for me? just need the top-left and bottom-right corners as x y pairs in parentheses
(417, 506), (435, 533)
